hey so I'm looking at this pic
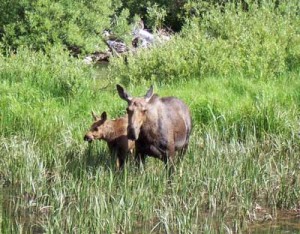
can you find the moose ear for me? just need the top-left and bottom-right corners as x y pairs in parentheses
(116, 84), (132, 102)
(101, 111), (107, 121)
(144, 85), (154, 102)
(91, 111), (99, 121)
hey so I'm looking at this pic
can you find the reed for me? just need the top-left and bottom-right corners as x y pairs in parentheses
(1, 49), (299, 232)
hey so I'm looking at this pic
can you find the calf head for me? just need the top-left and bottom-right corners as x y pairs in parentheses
(84, 111), (107, 142)
(117, 84), (153, 140)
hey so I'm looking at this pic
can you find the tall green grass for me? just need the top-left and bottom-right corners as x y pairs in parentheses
(1, 2), (300, 231)
(1, 46), (300, 233)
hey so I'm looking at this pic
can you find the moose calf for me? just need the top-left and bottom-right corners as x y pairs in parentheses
(84, 111), (135, 169)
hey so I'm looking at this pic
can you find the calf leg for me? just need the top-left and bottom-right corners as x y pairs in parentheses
(116, 157), (125, 170)
(116, 150), (126, 170)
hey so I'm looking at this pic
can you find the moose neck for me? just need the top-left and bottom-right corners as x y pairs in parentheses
(103, 118), (127, 142)
(141, 105), (160, 138)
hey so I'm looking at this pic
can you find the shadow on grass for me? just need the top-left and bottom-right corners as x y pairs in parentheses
(65, 142), (120, 178)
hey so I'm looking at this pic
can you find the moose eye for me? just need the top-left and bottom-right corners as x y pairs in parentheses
(93, 127), (99, 131)
(141, 105), (148, 113)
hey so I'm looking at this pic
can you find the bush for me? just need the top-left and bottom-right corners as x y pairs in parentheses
(109, 1), (300, 84)
(0, 0), (113, 53)
(120, 0), (251, 31)
(119, 0), (183, 31)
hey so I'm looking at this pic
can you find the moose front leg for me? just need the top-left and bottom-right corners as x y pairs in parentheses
(134, 151), (146, 170)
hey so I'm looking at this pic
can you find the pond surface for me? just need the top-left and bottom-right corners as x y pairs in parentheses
(1, 184), (300, 233)
(0, 185), (46, 233)
(248, 210), (300, 234)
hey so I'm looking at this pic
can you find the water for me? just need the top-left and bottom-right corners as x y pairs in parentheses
(1, 185), (46, 234)
(249, 210), (300, 234)
(1, 184), (300, 233)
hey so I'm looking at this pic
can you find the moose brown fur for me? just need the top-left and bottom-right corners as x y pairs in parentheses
(84, 111), (135, 169)
(117, 84), (192, 169)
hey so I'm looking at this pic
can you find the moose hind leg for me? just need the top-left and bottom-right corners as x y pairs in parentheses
(165, 143), (176, 178)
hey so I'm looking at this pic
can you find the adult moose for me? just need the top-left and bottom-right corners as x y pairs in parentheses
(84, 111), (135, 169)
(116, 84), (192, 172)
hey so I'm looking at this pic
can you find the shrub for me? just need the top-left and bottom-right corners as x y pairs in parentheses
(0, 0), (113, 53)
(109, 1), (300, 83)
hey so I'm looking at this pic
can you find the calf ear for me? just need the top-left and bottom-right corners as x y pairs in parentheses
(101, 111), (107, 121)
(144, 85), (154, 102)
(91, 111), (99, 121)
(116, 84), (132, 102)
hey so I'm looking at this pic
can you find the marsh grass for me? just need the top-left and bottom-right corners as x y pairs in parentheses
(1, 135), (299, 234)
(1, 1), (300, 232)
(1, 7), (300, 227)
(1, 48), (300, 233)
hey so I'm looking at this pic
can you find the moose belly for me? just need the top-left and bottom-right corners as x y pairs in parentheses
(137, 141), (166, 159)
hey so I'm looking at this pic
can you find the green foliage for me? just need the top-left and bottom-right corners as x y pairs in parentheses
(0, 47), (92, 98)
(1, 1), (300, 233)
(195, 1), (300, 75)
(0, 0), (113, 53)
(0, 47), (100, 139)
(110, 8), (133, 44)
(118, 0), (278, 31)
(110, 1), (300, 83)
(146, 3), (167, 31)
(1, 53), (300, 232)
(120, 0), (185, 31)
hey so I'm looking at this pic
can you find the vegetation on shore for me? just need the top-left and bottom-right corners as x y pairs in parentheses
(0, 0), (300, 233)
